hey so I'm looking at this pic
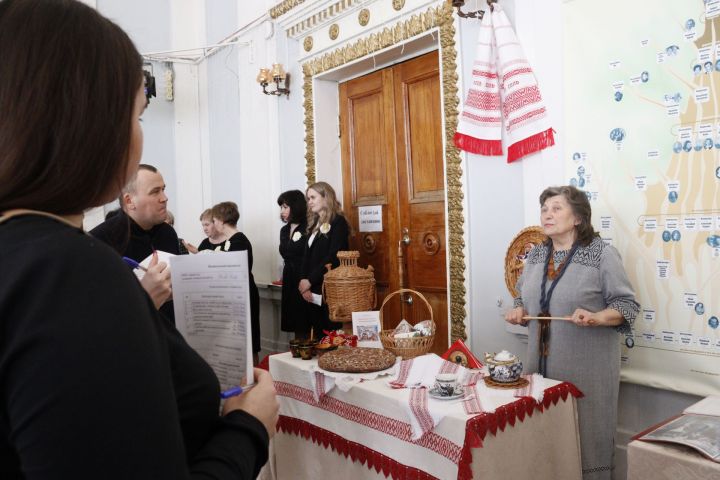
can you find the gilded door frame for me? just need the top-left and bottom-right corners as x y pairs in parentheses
(300, 3), (466, 343)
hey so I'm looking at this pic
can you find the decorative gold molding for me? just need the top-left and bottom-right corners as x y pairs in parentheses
(301, 2), (467, 342)
(303, 36), (314, 52)
(269, 0), (306, 19)
(392, 0), (406, 12)
(358, 8), (370, 26)
(287, 0), (360, 38)
(329, 23), (340, 40)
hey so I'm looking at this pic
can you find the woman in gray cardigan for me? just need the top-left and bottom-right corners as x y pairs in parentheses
(506, 185), (639, 480)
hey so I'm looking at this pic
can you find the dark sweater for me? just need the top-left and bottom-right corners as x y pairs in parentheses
(223, 232), (261, 354)
(300, 215), (350, 333)
(89, 210), (180, 323)
(0, 216), (268, 479)
(89, 209), (181, 260)
(198, 238), (224, 251)
(278, 222), (307, 333)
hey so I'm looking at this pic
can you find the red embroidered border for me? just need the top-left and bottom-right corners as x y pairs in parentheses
(277, 416), (439, 480)
(457, 382), (583, 480)
(275, 382), (462, 461)
(276, 380), (582, 480)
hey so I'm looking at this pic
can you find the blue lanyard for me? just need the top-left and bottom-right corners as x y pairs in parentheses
(539, 242), (579, 314)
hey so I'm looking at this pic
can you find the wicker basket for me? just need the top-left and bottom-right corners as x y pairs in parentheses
(322, 251), (376, 323)
(379, 289), (435, 359)
(504, 226), (547, 298)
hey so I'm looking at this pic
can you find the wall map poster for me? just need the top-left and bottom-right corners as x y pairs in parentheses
(564, 0), (720, 396)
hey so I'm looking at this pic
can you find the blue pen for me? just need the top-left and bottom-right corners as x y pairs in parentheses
(122, 256), (147, 272)
(220, 385), (253, 399)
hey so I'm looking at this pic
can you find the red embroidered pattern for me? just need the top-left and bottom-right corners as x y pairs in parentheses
(462, 385), (483, 415)
(390, 358), (414, 388)
(502, 67), (533, 83)
(275, 381), (462, 461)
(502, 86), (542, 118)
(277, 381), (583, 480)
(439, 361), (460, 375)
(461, 111), (502, 124)
(461, 371), (483, 386)
(465, 90), (501, 111)
(471, 69), (498, 79)
(506, 107), (547, 131)
(277, 416), (439, 480)
(409, 387), (435, 436)
(315, 371), (326, 399)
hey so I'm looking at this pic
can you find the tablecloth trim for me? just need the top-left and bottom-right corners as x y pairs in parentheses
(457, 381), (584, 480)
(275, 381), (463, 462)
(277, 416), (439, 480)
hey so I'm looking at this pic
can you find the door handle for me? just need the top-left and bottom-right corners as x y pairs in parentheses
(402, 295), (413, 305)
(401, 227), (411, 245)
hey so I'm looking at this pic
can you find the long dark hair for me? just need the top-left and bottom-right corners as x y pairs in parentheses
(0, 0), (143, 214)
(277, 190), (307, 225)
(539, 185), (598, 246)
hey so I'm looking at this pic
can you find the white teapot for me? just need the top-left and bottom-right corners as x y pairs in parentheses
(484, 350), (523, 383)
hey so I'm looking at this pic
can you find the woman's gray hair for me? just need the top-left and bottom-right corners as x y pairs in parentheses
(539, 185), (598, 246)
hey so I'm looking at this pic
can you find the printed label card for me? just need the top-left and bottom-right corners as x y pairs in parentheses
(634, 176), (648, 191)
(600, 216), (612, 230)
(695, 87), (710, 103)
(352, 311), (382, 348)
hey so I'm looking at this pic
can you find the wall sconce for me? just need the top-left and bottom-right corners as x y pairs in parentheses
(257, 63), (290, 98)
(451, 0), (497, 19)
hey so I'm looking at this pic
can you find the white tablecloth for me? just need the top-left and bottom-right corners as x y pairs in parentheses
(262, 353), (583, 480)
(627, 438), (720, 479)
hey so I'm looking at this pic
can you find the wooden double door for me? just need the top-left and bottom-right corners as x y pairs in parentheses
(339, 51), (448, 353)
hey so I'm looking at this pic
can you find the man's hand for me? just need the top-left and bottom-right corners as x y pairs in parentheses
(139, 251), (172, 309)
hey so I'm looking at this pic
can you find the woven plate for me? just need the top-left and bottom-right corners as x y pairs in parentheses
(504, 226), (547, 298)
(483, 376), (530, 389)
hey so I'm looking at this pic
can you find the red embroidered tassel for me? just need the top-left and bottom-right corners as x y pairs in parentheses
(453, 132), (503, 156)
(506, 128), (556, 163)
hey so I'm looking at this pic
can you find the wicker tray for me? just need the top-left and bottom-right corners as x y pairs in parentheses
(379, 289), (435, 359)
(483, 376), (530, 389)
(504, 226), (547, 298)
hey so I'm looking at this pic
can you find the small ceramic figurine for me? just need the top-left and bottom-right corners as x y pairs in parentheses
(484, 350), (523, 383)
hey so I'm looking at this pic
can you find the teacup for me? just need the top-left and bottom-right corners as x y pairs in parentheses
(433, 373), (459, 396)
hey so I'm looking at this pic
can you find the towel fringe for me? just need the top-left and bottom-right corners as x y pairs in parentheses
(453, 133), (503, 156)
(506, 128), (555, 163)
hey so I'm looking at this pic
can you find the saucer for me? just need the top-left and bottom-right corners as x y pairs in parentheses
(428, 386), (465, 400)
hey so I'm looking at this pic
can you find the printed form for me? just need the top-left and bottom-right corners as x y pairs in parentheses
(170, 252), (253, 391)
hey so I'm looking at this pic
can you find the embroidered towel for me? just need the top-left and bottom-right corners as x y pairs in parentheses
(390, 354), (484, 439)
(454, 5), (555, 162)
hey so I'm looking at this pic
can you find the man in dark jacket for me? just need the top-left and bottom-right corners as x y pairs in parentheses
(91, 164), (179, 322)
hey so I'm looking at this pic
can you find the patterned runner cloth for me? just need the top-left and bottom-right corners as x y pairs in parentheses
(454, 4), (555, 162)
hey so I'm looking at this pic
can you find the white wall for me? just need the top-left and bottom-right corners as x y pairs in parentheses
(97, 0), (177, 217)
